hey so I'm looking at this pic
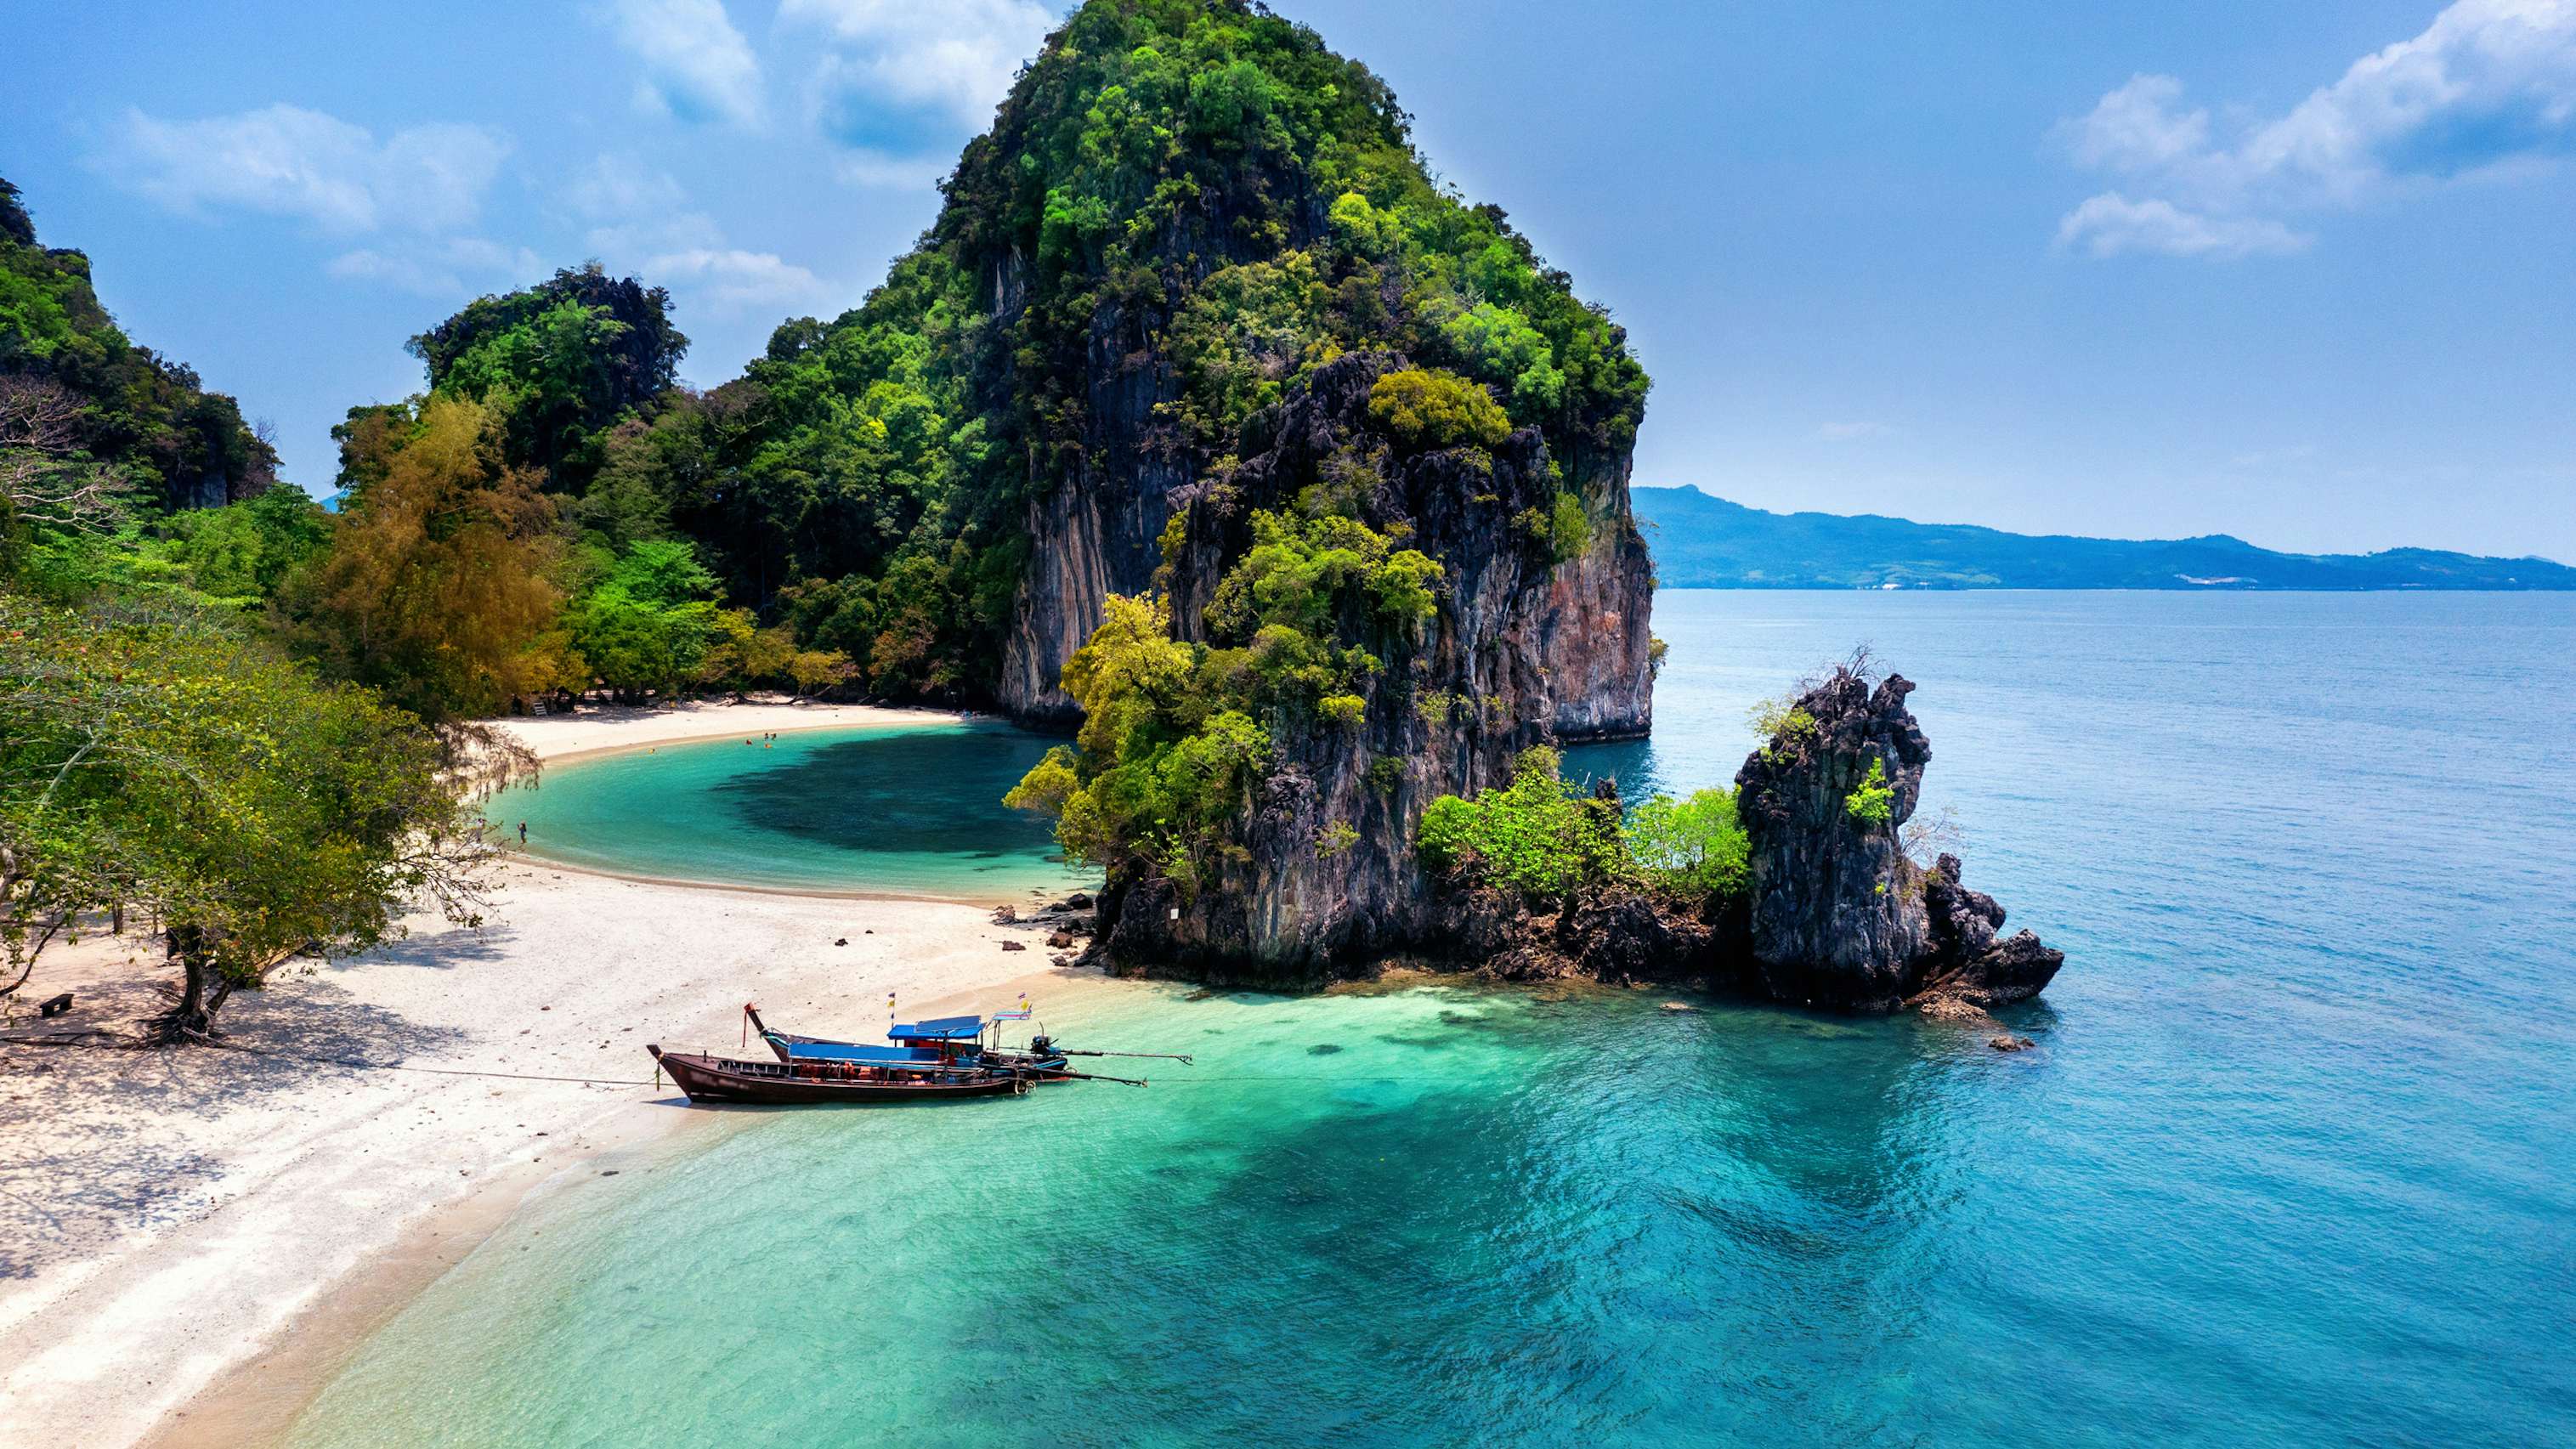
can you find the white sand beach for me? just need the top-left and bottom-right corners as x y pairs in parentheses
(0, 702), (1082, 1448)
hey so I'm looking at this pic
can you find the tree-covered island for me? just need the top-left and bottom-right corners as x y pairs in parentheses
(1, 0), (2058, 1038)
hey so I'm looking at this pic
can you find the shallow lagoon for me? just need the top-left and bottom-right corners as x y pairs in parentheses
(495, 717), (1093, 904)
(309, 592), (2576, 1446)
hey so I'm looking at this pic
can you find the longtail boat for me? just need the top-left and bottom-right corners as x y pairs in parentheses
(744, 1004), (1192, 1084)
(646, 1044), (1029, 1104)
(648, 1004), (1181, 1106)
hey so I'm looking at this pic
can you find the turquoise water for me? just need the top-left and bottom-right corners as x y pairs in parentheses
(302, 592), (2576, 1446)
(494, 718), (1093, 903)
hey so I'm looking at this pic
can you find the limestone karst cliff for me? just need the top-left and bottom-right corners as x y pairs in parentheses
(699, 1), (1651, 733)
(1732, 665), (2063, 1011)
(1090, 351), (1626, 978)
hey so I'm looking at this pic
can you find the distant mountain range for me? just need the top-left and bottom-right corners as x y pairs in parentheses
(1632, 488), (2576, 591)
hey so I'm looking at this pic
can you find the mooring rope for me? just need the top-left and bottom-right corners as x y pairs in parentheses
(207, 1039), (660, 1086)
(9, 1034), (1443, 1090)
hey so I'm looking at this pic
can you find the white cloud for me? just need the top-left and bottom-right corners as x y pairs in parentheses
(2056, 193), (2311, 258)
(326, 236), (544, 296)
(599, 0), (765, 128)
(565, 152), (689, 220)
(782, 0), (1055, 139)
(2064, 75), (2213, 173)
(2054, 0), (2576, 258)
(104, 104), (509, 234)
(643, 247), (830, 309)
(563, 154), (832, 314)
(564, 154), (724, 256)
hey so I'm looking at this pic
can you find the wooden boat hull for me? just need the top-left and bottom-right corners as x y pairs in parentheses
(648, 1047), (1028, 1106)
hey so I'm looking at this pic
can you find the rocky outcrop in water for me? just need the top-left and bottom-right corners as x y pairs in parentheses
(1730, 666), (2063, 1012)
(1090, 648), (2064, 1012)
(1732, 671), (1933, 1009)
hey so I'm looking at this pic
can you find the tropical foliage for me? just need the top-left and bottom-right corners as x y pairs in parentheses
(1416, 749), (1752, 909)
(0, 596), (499, 1033)
(1843, 756), (1894, 824)
(1007, 484), (1446, 885)
(276, 395), (569, 721)
(0, 178), (275, 513)
(1416, 748), (1627, 900)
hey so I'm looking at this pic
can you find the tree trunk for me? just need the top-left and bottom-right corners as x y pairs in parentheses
(166, 925), (234, 1039)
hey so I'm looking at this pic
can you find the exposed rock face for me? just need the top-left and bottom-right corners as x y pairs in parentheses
(1538, 451), (1656, 742)
(993, 243), (1244, 727)
(1096, 351), (1649, 982)
(1731, 668), (2062, 1011)
(1733, 671), (1934, 1010)
(993, 358), (1653, 740)
(1913, 853), (2064, 1009)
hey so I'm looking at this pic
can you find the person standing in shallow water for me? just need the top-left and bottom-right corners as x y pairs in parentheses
(518, 821), (528, 846)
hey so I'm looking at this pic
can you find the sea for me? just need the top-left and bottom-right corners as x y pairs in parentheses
(300, 591), (2575, 1447)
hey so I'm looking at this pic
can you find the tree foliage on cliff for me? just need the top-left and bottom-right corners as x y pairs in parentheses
(0, 176), (275, 515)
(1009, 487), (1445, 886)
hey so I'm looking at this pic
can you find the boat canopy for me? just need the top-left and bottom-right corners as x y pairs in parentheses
(890, 1015), (985, 1043)
(778, 1042), (952, 1066)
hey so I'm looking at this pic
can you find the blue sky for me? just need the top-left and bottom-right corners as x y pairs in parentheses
(5, 0), (2572, 560)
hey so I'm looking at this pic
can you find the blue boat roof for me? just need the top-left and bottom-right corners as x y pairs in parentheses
(890, 1015), (984, 1042)
(779, 1042), (949, 1066)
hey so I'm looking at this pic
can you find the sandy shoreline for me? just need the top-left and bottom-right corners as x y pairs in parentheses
(0, 701), (1098, 1449)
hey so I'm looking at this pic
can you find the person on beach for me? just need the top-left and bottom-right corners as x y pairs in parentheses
(518, 821), (528, 846)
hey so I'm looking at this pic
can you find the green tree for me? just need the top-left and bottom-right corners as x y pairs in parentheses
(1366, 367), (1512, 452)
(1625, 788), (1750, 903)
(1005, 594), (1272, 891)
(566, 539), (727, 701)
(0, 596), (500, 1033)
(1844, 756), (1894, 824)
(408, 264), (688, 490)
(278, 395), (570, 721)
(1414, 747), (1627, 901)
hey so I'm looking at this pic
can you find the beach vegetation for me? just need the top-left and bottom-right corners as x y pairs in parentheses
(0, 596), (500, 1033)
